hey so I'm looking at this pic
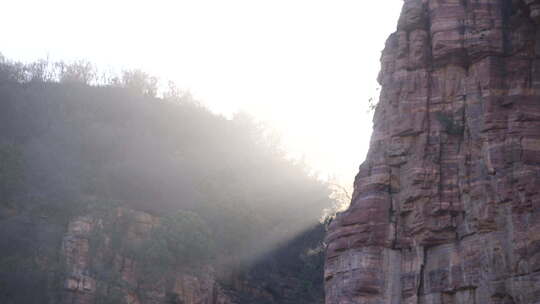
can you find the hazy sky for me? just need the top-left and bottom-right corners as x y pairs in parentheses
(2, 0), (403, 185)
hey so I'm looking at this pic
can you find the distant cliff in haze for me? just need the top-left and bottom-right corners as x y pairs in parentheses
(0, 56), (333, 304)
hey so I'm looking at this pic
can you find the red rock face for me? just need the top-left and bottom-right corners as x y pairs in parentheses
(61, 209), (235, 304)
(325, 0), (540, 303)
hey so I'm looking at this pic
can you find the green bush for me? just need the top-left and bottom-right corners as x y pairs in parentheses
(435, 112), (464, 135)
(0, 143), (24, 206)
(155, 210), (214, 266)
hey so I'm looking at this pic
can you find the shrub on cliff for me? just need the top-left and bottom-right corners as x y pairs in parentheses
(0, 142), (24, 207)
(140, 210), (215, 268)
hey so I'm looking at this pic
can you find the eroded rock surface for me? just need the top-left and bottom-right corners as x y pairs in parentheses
(61, 208), (235, 304)
(325, 0), (540, 303)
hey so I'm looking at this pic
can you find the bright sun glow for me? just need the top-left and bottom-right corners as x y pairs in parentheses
(1, 0), (403, 185)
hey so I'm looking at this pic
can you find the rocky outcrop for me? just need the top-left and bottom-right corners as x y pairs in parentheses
(58, 207), (319, 304)
(325, 0), (540, 303)
(60, 208), (235, 304)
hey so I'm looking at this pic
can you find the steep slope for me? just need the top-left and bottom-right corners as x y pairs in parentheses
(0, 67), (329, 304)
(325, 0), (540, 303)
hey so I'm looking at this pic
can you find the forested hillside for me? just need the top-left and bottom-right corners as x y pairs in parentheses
(0, 56), (334, 304)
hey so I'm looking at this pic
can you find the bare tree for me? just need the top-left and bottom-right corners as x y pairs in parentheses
(56, 60), (96, 84)
(120, 69), (158, 97)
(25, 58), (55, 82)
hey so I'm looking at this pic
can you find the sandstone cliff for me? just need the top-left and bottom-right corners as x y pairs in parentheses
(325, 0), (540, 303)
(61, 208), (235, 304)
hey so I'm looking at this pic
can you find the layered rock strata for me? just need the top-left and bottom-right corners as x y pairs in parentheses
(325, 0), (540, 303)
(61, 208), (235, 304)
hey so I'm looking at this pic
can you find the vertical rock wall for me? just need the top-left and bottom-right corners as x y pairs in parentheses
(325, 0), (540, 303)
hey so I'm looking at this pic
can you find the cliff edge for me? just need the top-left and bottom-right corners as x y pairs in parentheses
(325, 0), (540, 303)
